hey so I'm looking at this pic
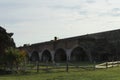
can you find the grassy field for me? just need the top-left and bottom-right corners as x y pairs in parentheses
(0, 67), (120, 80)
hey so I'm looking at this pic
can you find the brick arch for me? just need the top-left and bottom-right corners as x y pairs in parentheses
(41, 49), (52, 62)
(30, 51), (39, 62)
(54, 48), (67, 62)
(70, 46), (89, 62)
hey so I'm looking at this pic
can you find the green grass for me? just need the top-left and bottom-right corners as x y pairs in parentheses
(0, 67), (120, 80)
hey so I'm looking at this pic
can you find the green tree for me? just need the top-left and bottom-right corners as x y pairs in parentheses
(5, 47), (27, 72)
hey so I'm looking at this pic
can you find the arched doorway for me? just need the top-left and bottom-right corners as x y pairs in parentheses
(41, 50), (52, 62)
(54, 48), (67, 62)
(30, 51), (39, 62)
(71, 47), (89, 62)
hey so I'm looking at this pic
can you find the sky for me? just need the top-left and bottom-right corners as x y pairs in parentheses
(1, 0), (120, 47)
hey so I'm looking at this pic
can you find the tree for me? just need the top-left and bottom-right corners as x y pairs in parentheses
(0, 26), (15, 65)
(5, 47), (27, 72)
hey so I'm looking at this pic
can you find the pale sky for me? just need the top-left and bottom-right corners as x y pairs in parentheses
(1, 0), (120, 47)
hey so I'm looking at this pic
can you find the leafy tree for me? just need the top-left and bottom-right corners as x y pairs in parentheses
(5, 47), (27, 72)
(0, 26), (15, 65)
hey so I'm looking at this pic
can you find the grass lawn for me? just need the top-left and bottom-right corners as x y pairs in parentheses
(0, 67), (120, 80)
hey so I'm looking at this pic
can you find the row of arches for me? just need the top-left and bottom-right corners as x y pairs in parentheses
(30, 47), (89, 62)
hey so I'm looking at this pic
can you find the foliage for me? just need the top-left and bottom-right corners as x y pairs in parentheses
(4, 47), (27, 72)
(0, 26), (15, 65)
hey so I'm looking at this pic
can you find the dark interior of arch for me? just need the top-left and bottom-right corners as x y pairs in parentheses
(92, 49), (114, 62)
(99, 53), (114, 62)
(71, 47), (89, 62)
(30, 51), (39, 62)
(41, 50), (52, 62)
(54, 49), (67, 62)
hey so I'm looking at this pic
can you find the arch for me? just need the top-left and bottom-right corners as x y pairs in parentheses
(41, 50), (52, 62)
(54, 48), (67, 62)
(96, 52), (113, 62)
(100, 53), (110, 62)
(70, 47), (89, 62)
(30, 51), (39, 62)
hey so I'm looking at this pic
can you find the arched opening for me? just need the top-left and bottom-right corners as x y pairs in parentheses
(30, 51), (39, 62)
(71, 47), (89, 62)
(54, 48), (67, 62)
(41, 50), (52, 62)
(100, 53), (113, 62)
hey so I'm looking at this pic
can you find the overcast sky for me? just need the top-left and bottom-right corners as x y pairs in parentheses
(1, 0), (120, 47)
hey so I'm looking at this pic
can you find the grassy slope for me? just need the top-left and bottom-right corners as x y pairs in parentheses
(0, 67), (120, 80)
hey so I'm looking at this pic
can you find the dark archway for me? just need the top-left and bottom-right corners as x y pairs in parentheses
(41, 50), (52, 62)
(71, 47), (89, 62)
(30, 51), (39, 62)
(54, 48), (67, 62)
(100, 53), (113, 62)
